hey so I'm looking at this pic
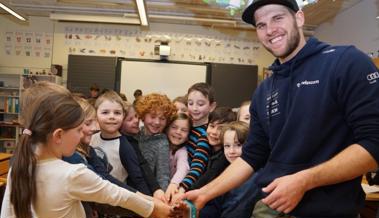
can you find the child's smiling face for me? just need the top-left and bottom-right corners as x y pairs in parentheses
(96, 100), (124, 136)
(187, 90), (215, 126)
(167, 119), (190, 146)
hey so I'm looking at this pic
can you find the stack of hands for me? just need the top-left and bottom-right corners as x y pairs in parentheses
(149, 184), (194, 218)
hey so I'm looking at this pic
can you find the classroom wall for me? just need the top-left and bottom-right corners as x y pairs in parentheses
(314, 0), (379, 56)
(0, 16), (53, 74)
(0, 15), (275, 85)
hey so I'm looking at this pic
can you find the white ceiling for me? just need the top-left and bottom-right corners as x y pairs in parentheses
(0, 0), (364, 32)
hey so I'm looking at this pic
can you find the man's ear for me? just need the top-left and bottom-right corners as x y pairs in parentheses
(295, 10), (305, 28)
(210, 102), (217, 113)
(52, 128), (64, 145)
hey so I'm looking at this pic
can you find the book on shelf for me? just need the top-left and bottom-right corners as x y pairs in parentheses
(3, 97), (19, 114)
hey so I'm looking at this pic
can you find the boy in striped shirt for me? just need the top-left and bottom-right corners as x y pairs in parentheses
(179, 83), (216, 192)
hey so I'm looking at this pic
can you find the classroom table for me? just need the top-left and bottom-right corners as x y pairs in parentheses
(0, 152), (12, 212)
(360, 176), (379, 218)
(0, 153), (11, 179)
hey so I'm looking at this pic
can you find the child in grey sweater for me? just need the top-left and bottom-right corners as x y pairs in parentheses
(135, 93), (177, 193)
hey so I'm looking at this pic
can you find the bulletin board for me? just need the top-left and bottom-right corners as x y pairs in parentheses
(118, 60), (208, 101)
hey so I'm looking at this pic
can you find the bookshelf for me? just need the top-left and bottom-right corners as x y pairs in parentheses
(0, 73), (62, 153)
(0, 74), (21, 153)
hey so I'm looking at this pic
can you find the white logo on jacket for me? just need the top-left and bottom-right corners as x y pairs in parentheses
(266, 91), (280, 118)
(322, 49), (335, 54)
(367, 72), (379, 84)
(296, 80), (320, 88)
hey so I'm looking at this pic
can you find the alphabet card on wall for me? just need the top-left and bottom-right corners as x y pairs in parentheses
(3, 31), (52, 58)
(62, 24), (262, 65)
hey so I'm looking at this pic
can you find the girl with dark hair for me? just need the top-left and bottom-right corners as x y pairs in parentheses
(165, 113), (192, 202)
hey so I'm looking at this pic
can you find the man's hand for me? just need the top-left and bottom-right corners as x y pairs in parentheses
(261, 171), (310, 214)
(183, 189), (208, 211)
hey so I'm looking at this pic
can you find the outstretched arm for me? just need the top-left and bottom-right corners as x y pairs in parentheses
(179, 138), (211, 191)
(184, 157), (254, 210)
(262, 144), (378, 214)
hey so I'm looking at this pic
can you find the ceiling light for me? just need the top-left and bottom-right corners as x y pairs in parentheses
(136, 0), (148, 26)
(49, 13), (140, 25)
(0, 2), (27, 21)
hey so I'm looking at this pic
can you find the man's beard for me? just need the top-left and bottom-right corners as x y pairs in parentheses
(265, 21), (301, 60)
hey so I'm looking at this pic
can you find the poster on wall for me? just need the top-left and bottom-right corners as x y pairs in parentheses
(3, 31), (52, 58)
(62, 25), (262, 65)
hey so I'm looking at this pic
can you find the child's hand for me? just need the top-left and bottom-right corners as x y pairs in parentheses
(153, 189), (167, 204)
(150, 198), (171, 218)
(165, 183), (179, 203)
(172, 200), (197, 218)
(170, 187), (186, 206)
(151, 198), (184, 218)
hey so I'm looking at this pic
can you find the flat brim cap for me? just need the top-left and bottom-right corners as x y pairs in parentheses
(242, 0), (300, 26)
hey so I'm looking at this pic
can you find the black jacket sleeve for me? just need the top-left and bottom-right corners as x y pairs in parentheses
(119, 136), (151, 195)
(125, 135), (162, 193)
(190, 152), (229, 190)
(87, 147), (137, 193)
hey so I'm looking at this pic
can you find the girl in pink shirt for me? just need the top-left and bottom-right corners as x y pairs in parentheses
(165, 113), (192, 202)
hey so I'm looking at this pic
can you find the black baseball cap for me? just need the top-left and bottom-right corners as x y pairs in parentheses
(242, 0), (300, 26)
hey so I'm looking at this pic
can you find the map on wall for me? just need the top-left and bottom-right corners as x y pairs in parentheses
(63, 25), (262, 65)
(3, 31), (52, 58)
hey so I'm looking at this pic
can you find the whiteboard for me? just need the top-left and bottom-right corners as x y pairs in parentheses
(120, 60), (207, 101)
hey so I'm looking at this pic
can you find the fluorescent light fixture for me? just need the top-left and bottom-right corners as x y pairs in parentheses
(136, 0), (148, 26)
(0, 2), (27, 21)
(377, 15), (379, 19)
(50, 13), (140, 25)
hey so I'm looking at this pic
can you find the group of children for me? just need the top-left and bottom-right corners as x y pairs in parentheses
(1, 81), (253, 218)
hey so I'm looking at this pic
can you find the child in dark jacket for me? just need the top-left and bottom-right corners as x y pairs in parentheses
(90, 90), (150, 195)
(64, 97), (136, 192)
(191, 106), (236, 190)
(219, 121), (259, 218)
(120, 102), (165, 201)
(193, 107), (236, 218)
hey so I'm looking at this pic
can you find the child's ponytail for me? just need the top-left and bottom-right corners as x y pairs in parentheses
(9, 87), (84, 218)
(10, 129), (37, 218)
